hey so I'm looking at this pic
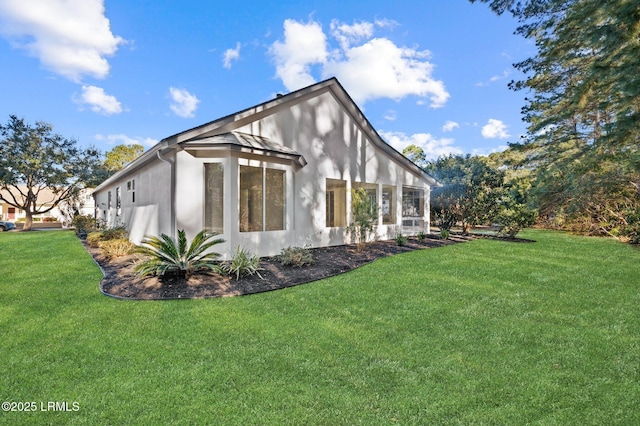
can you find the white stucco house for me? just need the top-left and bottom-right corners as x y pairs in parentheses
(93, 78), (438, 258)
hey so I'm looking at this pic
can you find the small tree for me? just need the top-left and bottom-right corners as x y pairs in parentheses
(346, 187), (378, 250)
(426, 154), (505, 234)
(0, 116), (102, 230)
(103, 143), (144, 172)
(402, 144), (427, 168)
(495, 178), (538, 238)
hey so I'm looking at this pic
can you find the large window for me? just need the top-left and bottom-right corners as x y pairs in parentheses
(354, 182), (378, 224)
(265, 168), (285, 231)
(239, 165), (285, 232)
(326, 179), (347, 227)
(382, 185), (396, 224)
(204, 163), (224, 234)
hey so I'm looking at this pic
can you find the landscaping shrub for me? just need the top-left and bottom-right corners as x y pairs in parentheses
(346, 187), (378, 251)
(71, 214), (101, 236)
(220, 247), (263, 280)
(86, 232), (104, 247)
(135, 229), (225, 278)
(395, 233), (407, 246)
(99, 239), (136, 260)
(440, 229), (450, 240)
(86, 225), (129, 248)
(417, 231), (428, 242)
(277, 246), (313, 267)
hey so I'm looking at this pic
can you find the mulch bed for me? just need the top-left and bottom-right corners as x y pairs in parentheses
(86, 234), (478, 300)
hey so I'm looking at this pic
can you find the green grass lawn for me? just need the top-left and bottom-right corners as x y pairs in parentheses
(0, 230), (638, 425)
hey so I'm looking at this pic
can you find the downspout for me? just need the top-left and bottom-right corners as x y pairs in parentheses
(157, 147), (177, 237)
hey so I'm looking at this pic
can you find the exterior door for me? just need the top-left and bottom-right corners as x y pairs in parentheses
(8, 207), (15, 220)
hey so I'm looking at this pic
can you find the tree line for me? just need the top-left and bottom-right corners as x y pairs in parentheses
(404, 0), (639, 244)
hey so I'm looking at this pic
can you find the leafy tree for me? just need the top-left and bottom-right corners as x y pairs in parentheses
(103, 143), (144, 172)
(425, 155), (505, 234)
(0, 115), (102, 231)
(495, 177), (538, 238)
(346, 187), (378, 250)
(402, 144), (427, 168)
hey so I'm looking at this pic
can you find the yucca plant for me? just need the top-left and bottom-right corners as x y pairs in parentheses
(219, 247), (264, 280)
(134, 229), (225, 278)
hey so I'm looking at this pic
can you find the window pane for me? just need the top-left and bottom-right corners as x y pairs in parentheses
(116, 187), (121, 216)
(265, 168), (285, 231)
(204, 163), (224, 234)
(326, 179), (346, 227)
(354, 182), (378, 223)
(402, 187), (424, 217)
(239, 165), (263, 232)
(382, 185), (396, 224)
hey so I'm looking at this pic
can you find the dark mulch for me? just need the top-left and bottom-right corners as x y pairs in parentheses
(86, 234), (479, 300)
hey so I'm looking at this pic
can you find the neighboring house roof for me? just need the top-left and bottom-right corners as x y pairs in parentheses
(95, 77), (438, 192)
(0, 186), (60, 206)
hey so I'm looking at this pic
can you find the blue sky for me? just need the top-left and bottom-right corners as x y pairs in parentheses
(0, 0), (533, 160)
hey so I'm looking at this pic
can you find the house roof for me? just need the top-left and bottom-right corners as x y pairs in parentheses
(95, 77), (438, 192)
(184, 132), (307, 167)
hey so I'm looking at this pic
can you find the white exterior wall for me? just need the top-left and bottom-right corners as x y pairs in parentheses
(94, 158), (172, 243)
(174, 90), (431, 258)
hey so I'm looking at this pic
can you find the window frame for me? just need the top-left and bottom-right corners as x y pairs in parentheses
(239, 164), (286, 233)
(204, 163), (225, 234)
(325, 178), (347, 228)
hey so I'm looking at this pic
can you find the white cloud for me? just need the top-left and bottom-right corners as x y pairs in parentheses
(269, 19), (328, 90)
(269, 18), (449, 107)
(0, 0), (124, 82)
(380, 131), (463, 161)
(95, 134), (158, 148)
(330, 19), (374, 49)
(481, 118), (510, 139)
(442, 120), (459, 132)
(169, 87), (200, 118)
(223, 42), (241, 69)
(476, 70), (510, 87)
(324, 37), (449, 106)
(74, 85), (122, 115)
(384, 110), (397, 121)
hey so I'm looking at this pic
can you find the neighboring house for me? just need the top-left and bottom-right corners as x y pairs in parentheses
(93, 78), (438, 258)
(0, 186), (95, 225)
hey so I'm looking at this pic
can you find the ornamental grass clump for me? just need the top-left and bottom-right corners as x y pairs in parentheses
(276, 246), (314, 267)
(135, 229), (225, 278)
(220, 247), (264, 280)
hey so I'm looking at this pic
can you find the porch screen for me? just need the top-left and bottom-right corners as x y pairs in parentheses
(326, 179), (346, 227)
(204, 163), (224, 234)
(240, 165), (285, 232)
(402, 187), (424, 218)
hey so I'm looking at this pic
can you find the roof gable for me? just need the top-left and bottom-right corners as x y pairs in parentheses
(169, 77), (437, 185)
